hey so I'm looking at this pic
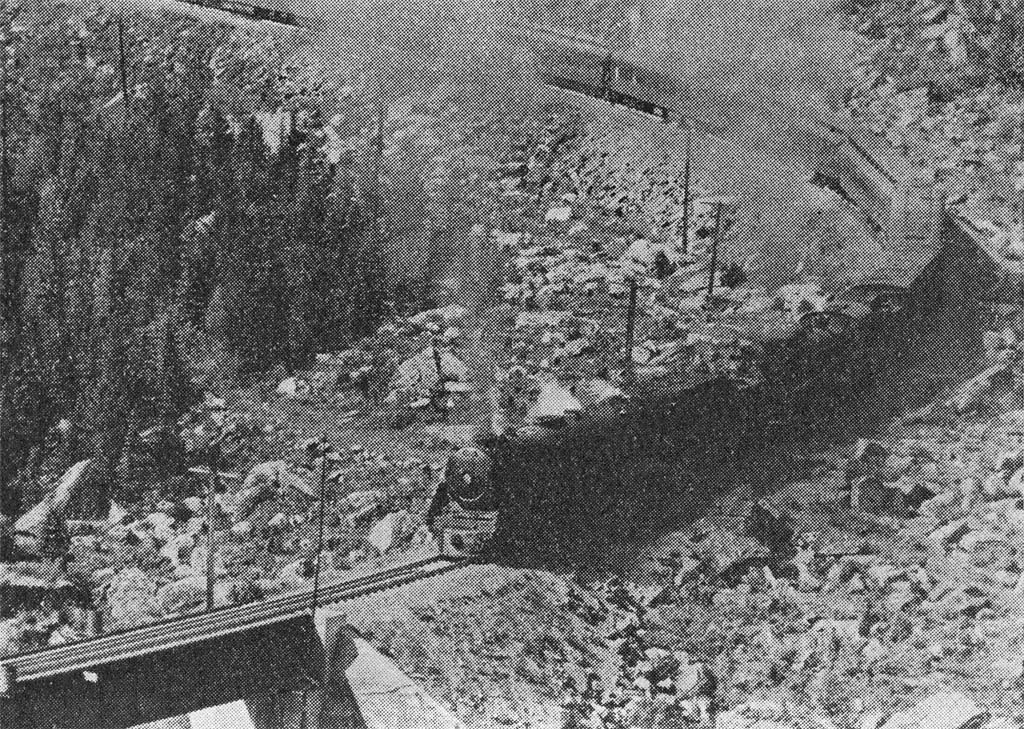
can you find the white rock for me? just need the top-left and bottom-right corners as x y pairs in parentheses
(108, 501), (129, 525)
(715, 701), (795, 729)
(879, 692), (988, 729)
(276, 377), (306, 397)
(545, 206), (572, 223)
(367, 513), (396, 554)
(157, 576), (207, 615)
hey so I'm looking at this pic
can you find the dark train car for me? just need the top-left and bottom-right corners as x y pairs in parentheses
(531, 27), (684, 123)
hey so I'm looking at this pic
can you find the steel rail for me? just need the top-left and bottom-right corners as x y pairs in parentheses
(5, 557), (466, 682)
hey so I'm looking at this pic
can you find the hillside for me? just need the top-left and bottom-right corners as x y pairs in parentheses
(5, 0), (1024, 727)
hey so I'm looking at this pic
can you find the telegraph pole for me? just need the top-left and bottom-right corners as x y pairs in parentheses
(309, 437), (331, 618)
(204, 441), (220, 612)
(1, 1), (11, 323)
(706, 201), (724, 303)
(679, 123), (692, 253)
(623, 277), (639, 382)
(187, 455), (242, 613)
(116, 16), (130, 106)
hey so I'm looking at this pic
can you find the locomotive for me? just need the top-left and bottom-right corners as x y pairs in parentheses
(425, 445), (502, 559)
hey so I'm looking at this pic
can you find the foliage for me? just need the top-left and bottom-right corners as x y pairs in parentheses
(720, 261), (748, 288)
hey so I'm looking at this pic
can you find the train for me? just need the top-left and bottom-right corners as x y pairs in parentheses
(531, 25), (686, 125)
(426, 445), (501, 559)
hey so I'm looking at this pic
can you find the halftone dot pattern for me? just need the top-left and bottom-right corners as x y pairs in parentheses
(4, 0), (1024, 726)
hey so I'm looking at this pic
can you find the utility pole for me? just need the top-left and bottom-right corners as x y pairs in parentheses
(204, 441), (220, 612)
(187, 458), (242, 612)
(309, 437), (331, 618)
(679, 123), (692, 254)
(116, 16), (130, 107)
(186, 397), (241, 612)
(623, 277), (639, 382)
(0, 1), (11, 324)
(706, 201), (724, 303)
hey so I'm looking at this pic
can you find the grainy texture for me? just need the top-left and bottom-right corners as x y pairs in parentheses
(3, 0), (1024, 727)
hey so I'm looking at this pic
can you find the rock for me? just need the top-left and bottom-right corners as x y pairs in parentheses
(367, 513), (397, 553)
(960, 531), (1012, 569)
(585, 378), (622, 407)
(948, 365), (1014, 413)
(850, 477), (914, 517)
(156, 576), (207, 615)
(108, 500), (130, 525)
(15, 460), (95, 552)
(716, 701), (797, 729)
(1007, 466), (1024, 501)
(390, 347), (469, 394)
(107, 567), (160, 629)
(855, 439), (890, 462)
(142, 512), (176, 543)
(343, 490), (384, 514)
(991, 657), (1024, 681)
(233, 462), (283, 520)
(675, 661), (713, 698)
(929, 519), (972, 545)
(408, 305), (467, 327)
(276, 376), (311, 397)
(879, 692), (988, 729)
(159, 533), (196, 567)
(526, 379), (583, 425)
(982, 473), (1015, 500)
(545, 206), (572, 223)
(919, 491), (968, 525)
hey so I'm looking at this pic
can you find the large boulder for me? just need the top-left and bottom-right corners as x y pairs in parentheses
(367, 513), (397, 554)
(879, 692), (988, 729)
(389, 347), (469, 395)
(947, 365), (1016, 413)
(106, 567), (160, 630)
(157, 576), (207, 615)
(232, 461), (314, 522)
(715, 702), (797, 729)
(526, 380), (583, 426)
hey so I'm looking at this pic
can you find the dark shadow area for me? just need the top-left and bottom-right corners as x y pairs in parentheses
(489, 216), (998, 570)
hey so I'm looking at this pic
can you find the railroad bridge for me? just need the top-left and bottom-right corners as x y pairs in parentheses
(1, 558), (466, 729)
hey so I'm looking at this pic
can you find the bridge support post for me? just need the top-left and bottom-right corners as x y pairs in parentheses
(242, 610), (364, 729)
(310, 609), (366, 729)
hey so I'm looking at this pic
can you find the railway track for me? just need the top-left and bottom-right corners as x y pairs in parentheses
(3, 556), (467, 684)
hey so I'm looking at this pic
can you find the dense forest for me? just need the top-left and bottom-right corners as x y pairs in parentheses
(0, 0), (546, 518)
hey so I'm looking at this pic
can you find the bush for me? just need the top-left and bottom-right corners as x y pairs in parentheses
(720, 261), (748, 288)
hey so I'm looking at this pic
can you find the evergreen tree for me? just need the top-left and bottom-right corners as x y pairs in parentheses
(38, 503), (70, 558)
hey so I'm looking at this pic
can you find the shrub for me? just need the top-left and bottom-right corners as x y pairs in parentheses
(720, 261), (748, 288)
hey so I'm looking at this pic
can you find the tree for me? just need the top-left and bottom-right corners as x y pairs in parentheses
(39, 503), (70, 558)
